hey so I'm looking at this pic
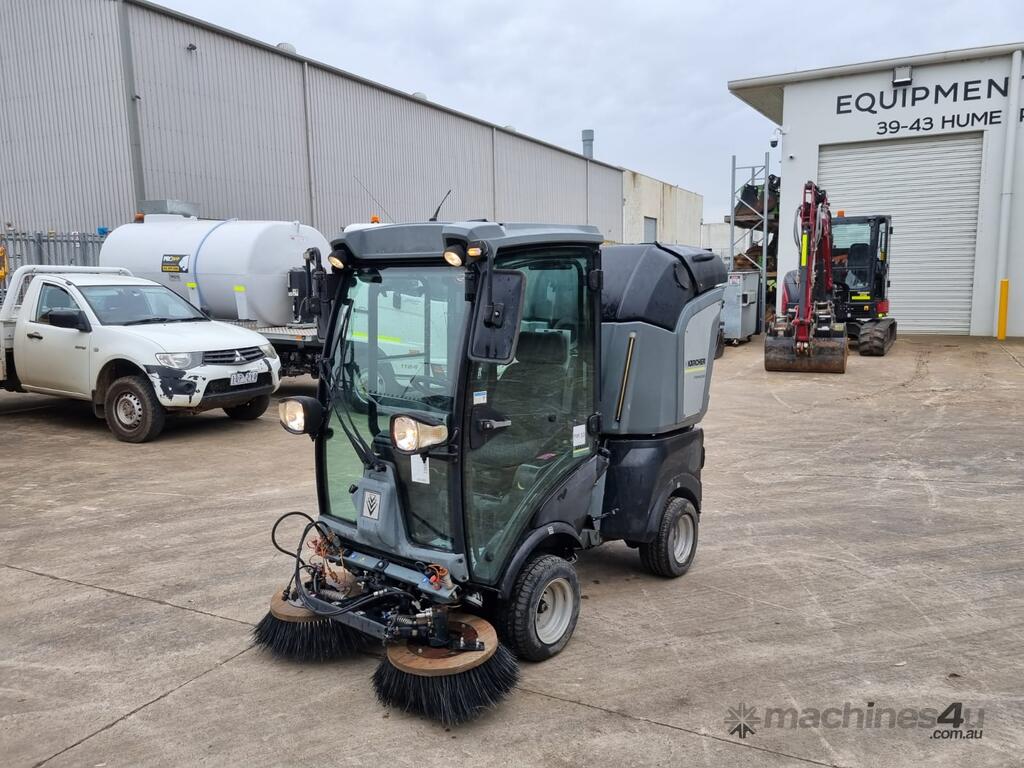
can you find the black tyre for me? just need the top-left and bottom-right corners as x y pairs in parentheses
(639, 497), (699, 578)
(502, 554), (580, 662)
(224, 394), (270, 420)
(104, 374), (166, 443)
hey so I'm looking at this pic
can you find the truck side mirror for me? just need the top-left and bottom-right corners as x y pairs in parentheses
(48, 308), (91, 332)
(467, 268), (525, 365)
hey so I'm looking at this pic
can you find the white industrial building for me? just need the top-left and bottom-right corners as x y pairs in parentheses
(730, 43), (1023, 337)
(0, 0), (702, 247)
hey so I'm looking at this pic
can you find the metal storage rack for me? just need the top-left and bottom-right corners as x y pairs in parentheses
(728, 154), (776, 334)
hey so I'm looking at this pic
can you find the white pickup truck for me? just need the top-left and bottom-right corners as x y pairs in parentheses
(1, 265), (282, 442)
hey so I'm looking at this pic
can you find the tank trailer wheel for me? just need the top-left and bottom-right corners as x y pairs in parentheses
(224, 394), (271, 420)
(104, 374), (166, 443)
(502, 554), (580, 661)
(639, 497), (699, 578)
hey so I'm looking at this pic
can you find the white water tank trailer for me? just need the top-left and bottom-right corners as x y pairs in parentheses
(101, 215), (333, 376)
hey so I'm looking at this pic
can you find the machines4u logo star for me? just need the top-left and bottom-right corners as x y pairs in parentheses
(725, 703), (760, 738)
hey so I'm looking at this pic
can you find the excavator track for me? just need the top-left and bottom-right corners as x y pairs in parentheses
(858, 318), (897, 356)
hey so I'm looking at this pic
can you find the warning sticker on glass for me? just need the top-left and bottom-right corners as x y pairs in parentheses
(411, 455), (430, 484)
(572, 424), (586, 447)
(473, 390), (487, 405)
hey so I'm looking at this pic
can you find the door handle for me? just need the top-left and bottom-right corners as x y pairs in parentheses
(478, 418), (511, 432)
(26, 331), (43, 340)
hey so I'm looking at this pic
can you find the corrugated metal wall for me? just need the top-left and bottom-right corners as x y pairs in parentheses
(1, 0), (661, 244)
(307, 70), (495, 232)
(495, 132), (587, 226)
(587, 163), (624, 242)
(128, 4), (311, 223)
(0, 0), (134, 232)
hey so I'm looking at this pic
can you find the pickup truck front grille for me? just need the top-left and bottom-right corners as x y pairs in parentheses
(202, 346), (264, 366)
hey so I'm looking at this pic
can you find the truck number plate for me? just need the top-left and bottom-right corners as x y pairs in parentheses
(230, 370), (258, 386)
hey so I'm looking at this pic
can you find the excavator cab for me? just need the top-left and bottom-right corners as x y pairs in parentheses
(831, 215), (897, 356)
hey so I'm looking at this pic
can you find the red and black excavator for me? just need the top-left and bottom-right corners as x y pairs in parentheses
(764, 181), (848, 374)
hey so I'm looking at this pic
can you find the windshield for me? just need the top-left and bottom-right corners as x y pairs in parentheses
(79, 285), (208, 325)
(831, 222), (874, 291)
(322, 267), (470, 550)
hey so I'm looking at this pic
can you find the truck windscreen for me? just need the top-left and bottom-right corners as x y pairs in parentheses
(80, 285), (208, 325)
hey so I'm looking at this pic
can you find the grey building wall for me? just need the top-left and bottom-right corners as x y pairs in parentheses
(1, 0), (671, 246)
(127, 3), (311, 223)
(0, 0), (135, 233)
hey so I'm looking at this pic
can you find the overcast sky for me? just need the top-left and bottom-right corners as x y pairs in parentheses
(159, 0), (1023, 220)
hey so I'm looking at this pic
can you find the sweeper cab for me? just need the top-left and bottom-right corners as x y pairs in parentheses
(257, 221), (726, 724)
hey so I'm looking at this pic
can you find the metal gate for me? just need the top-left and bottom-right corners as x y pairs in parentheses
(0, 231), (105, 299)
(818, 133), (983, 334)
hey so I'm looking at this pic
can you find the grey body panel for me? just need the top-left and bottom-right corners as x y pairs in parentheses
(318, 463), (469, 583)
(601, 287), (723, 435)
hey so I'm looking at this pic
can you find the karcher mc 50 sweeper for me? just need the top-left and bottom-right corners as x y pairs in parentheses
(256, 222), (725, 724)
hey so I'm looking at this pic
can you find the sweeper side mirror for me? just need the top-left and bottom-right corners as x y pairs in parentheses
(468, 268), (525, 365)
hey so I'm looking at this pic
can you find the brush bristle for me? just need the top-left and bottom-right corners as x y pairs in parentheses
(253, 611), (365, 662)
(372, 643), (519, 725)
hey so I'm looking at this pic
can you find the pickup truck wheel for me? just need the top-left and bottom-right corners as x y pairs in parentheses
(224, 394), (270, 420)
(105, 375), (165, 443)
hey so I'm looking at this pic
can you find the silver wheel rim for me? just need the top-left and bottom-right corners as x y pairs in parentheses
(535, 577), (573, 645)
(672, 514), (695, 563)
(114, 392), (143, 429)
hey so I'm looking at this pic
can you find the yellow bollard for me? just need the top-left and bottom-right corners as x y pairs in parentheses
(997, 279), (1009, 341)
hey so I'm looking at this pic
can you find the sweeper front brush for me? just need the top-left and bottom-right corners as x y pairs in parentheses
(253, 588), (366, 662)
(372, 613), (519, 725)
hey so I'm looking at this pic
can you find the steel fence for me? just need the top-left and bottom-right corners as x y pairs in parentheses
(0, 231), (105, 299)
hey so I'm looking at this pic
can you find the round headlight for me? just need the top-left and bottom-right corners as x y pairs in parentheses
(390, 415), (449, 454)
(279, 399), (306, 434)
(391, 415), (420, 452)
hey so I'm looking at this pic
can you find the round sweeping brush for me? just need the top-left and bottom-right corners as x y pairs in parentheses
(372, 613), (520, 725)
(253, 588), (365, 662)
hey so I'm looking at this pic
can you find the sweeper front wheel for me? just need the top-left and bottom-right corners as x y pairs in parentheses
(639, 497), (699, 577)
(501, 554), (581, 662)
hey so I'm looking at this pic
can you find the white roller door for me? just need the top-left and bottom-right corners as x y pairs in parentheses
(818, 133), (983, 334)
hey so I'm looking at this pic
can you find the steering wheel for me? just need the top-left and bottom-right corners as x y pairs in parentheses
(408, 374), (450, 396)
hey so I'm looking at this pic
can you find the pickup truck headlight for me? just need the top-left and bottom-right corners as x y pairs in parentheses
(390, 414), (448, 454)
(154, 352), (201, 370)
(260, 343), (278, 360)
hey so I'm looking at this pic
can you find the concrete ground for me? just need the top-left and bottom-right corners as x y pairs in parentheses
(2, 336), (1022, 768)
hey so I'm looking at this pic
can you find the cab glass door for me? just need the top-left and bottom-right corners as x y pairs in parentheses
(462, 248), (596, 583)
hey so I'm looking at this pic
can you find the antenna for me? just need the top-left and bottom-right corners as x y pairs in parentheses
(429, 189), (452, 222)
(353, 176), (395, 223)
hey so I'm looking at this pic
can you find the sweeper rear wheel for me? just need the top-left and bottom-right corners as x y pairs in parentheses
(373, 613), (519, 725)
(639, 496), (699, 578)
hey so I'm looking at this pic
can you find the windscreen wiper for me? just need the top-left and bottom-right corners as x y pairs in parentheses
(122, 317), (173, 325)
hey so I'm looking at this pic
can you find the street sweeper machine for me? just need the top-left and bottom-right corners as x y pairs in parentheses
(255, 221), (726, 724)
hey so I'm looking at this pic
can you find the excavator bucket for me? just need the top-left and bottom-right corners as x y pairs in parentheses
(764, 335), (848, 374)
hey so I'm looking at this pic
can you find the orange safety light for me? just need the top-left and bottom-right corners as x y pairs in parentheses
(836, 209), (845, 217)
(370, 215), (381, 224)
(134, 211), (145, 223)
